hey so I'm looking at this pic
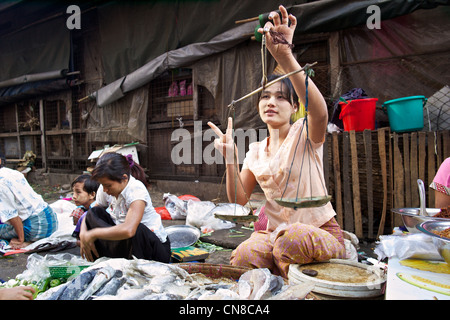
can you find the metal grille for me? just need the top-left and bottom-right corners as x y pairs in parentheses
(0, 107), (16, 133)
(17, 102), (40, 132)
(44, 100), (70, 130)
(425, 85), (450, 131)
(149, 69), (194, 122)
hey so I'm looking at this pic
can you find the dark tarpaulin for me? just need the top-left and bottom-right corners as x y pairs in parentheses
(96, 1), (306, 84)
(0, 16), (70, 83)
(0, 78), (70, 107)
(92, 0), (450, 108)
(281, 0), (450, 34)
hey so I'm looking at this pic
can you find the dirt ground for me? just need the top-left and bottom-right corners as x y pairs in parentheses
(0, 182), (377, 282)
(0, 182), (238, 281)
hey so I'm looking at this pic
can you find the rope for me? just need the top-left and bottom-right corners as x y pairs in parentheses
(280, 67), (328, 203)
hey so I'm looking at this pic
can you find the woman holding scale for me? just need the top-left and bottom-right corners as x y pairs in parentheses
(208, 5), (345, 278)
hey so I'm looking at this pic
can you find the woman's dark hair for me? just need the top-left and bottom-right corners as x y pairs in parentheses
(71, 174), (100, 195)
(92, 152), (148, 187)
(259, 74), (299, 108)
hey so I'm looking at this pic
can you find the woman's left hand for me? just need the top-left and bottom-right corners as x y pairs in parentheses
(79, 229), (98, 262)
(259, 5), (297, 60)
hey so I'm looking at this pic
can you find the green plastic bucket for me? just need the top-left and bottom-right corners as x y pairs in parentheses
(382, 96), (427, 133)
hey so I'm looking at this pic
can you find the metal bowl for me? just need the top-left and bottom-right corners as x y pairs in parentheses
(391, 207), (447, 233)
(417, 220), (450, 265)
(165, 225), (201, 249)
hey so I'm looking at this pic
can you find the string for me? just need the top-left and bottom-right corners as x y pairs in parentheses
(281, 69), (329, 203)
(261, 34), (268, 87)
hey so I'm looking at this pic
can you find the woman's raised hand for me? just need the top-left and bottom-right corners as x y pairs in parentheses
(259, 5), (297, 60)
(207, 117), (236, 164)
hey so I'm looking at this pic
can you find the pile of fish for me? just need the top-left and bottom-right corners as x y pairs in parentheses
(37, 258), (314, 300)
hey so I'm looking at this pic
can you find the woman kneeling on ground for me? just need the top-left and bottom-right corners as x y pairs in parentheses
(79, 152), (170, 262)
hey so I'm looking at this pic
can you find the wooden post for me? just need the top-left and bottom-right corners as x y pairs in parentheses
(39, 99), (47, 171)
(418, 132), (426, 183)
(363, 130), (373, 239)
(350, 130), (362, 238)
(332, 132), (343, 228)
(377, 128), (388, 239)
(428, 132), (436, 206)
(443, 131), (450, 159)
(403, 133), (411, 207)
(393, 133), (404, 227)
(410, 132), (419, 207)
(14, 104), (22, 159)
(342, 131), (353, 232)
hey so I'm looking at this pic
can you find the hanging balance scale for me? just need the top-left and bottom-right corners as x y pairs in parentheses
(222, 31), (331, 214)
(272, 67), (331, 210)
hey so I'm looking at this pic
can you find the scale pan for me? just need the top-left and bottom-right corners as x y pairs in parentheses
(275, 195), (332, 209)
(214, 214), (259, 223)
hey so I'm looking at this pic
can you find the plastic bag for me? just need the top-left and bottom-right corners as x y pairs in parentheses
(185, 200), (235, 231)
(17, 253), (91, 282)
(374, 233), (442, 261)
(343, 230), (359, 262)
(163, 193), (187, 219)
(178, 194), (200, 202)
(155, 206), (172, 220)
(50, 199), (76, 215)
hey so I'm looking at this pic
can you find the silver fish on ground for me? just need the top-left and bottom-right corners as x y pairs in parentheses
(78, 266), (116, 300)
(96, 288), (153, 300)
(143, 293), (184, 300)
(132, 260), (191, 280)
(197, 288), (241, 300)
(90, 272), (125, 298)
(238, 268), (284, 300)
(40, 268), (97, 300)
(267, 282), (315, 300)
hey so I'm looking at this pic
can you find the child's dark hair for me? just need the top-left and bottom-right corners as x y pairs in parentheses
(259, 74), (299, 108)
(92, 152), (148, 187)
(71, 174), (100, 195)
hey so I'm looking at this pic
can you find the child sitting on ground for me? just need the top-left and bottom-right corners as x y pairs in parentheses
(70, 174), (99, 240)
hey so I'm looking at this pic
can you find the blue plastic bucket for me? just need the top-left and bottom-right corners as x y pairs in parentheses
(382, 96), (427, 133)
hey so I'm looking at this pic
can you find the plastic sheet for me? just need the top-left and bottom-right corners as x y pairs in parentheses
(17, 253), (91, 283)
(185, 200), (235, 232)
(374, 232), (443, 261)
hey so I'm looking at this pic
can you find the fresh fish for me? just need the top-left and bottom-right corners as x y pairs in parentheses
(111, 288), (153, 300)
(78, 266), (116, 300)
(41, 257), (314, 300)
(91, 276), (126, 298)
(185, 283), (236, 300)
(143, 293), (183, 300)
(132, 260), (191, 280)
(57, 268), (99, 300)
(238, 268), (284, 300)
(198, 288), (240, 300)
(44, 282), (69, 300)
(268, 282), (315, 300)
(147, 275), (178, 293)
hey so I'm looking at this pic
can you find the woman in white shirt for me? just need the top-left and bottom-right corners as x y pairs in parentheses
(0, 164), (58, 249)
(79, 152), (170, 262)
